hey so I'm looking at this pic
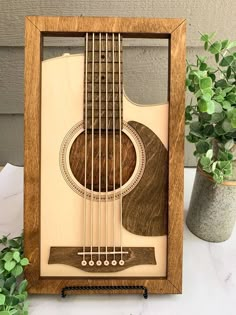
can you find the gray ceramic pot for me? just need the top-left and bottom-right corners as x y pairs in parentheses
(186, 168), (236, 242)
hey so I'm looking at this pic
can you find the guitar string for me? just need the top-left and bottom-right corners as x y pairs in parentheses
(98, 32), (102, 265)
(90, 32), (95, 265)
(112, 33), (116, 264)
(118, 33), (123, 264)
(82, 33), (88, 265)
(105, 33), (109, 265)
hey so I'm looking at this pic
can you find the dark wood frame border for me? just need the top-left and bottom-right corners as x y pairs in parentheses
(24, 16), (186, 295)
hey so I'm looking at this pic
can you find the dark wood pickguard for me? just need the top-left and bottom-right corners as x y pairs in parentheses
(122, 121), (168, 236)
(48, 247), (156, 272)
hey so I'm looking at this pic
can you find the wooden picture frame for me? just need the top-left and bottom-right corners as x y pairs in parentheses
(24, 16), (186, 295)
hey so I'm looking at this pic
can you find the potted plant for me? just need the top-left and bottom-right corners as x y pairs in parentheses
(185, 33), (236, 242)
(0, 234), (29, 315)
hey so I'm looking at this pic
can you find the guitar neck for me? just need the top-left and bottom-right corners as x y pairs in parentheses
(84, 33), (123, 131)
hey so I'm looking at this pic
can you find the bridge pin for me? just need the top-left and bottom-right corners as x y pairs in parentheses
(89, 260), (94, 266)
(96, 260), (102, 266)
(81, 260), (87, 266)
(111, 260), (117, 266)
(119, 260), (125, 266)
(104, 260), (109, 266)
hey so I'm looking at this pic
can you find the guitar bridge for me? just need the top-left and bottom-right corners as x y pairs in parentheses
(48, 246), (156, 272)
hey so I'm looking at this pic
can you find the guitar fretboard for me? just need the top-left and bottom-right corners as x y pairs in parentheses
(84, 33), (123, 130)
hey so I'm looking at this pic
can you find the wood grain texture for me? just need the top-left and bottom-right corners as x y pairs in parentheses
(24, 17), (185, 295)
(48, 247), (156, 272)
(1, 0), (235, 46)
(28, 16), (183, 37)
(167, 20), (186, 293)
(24, 18), (42, 285)
(123, 121), (168, 236)
(85, 33), (123, 130)
(69, 131), (136, 191)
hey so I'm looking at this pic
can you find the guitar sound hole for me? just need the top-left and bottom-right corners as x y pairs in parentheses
(69, 131), (136, 192)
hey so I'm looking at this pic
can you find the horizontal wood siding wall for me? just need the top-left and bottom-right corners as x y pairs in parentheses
(0, 0), (235, 165)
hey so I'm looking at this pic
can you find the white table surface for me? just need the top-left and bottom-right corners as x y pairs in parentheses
(0, 164), (235, 315)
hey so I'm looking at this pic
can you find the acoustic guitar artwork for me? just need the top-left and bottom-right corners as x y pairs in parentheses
(40, 33), (168, 277)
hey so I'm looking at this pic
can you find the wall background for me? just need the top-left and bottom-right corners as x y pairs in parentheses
(0, 0), (236, 166)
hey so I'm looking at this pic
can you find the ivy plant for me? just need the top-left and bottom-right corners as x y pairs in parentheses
(186, 32), (236, 183)
(0, 234), (29, 315)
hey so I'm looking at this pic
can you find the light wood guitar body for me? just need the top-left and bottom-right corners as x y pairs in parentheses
(40, 53), (169, 277)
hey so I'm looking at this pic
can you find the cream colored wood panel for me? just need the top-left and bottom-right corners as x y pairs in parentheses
(0, 0), (235, 46)
(40, 54), (168, 277)
(0, 46), (202, 166)
(0, 46), (169, 113)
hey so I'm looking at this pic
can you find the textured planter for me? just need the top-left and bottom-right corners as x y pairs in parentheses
(186, 168), (236, 242)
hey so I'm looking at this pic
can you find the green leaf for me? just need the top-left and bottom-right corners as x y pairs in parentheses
(11, 265), (23, 278)
(3, 252), (13, 262)
(200, 156), (211, 167)
(206, 149), (214, 159)
(226, 93), (236, 104)
(225, 139), (235, 150)
(218, 161), (232, 171)
(8, 240), (19, 248)
(18, 280), (28, 294)
(186, 105), (192, 113)
(199, 62), (207, 71)
(212, 161), (218, 171)
(215, 79), (228, 88)
(215, 53), (219, 63)
(4, 277), (15, 290)
(206, 100), (215, 114)
(204, 41), (208, 50)
(203, 125), (214, 136)
(199, 77), (212, 89)
(201, 93), (212, 102)
(13, 252), (20, 263)
(185, 112), (192, 121)
(15, 293), (27, 302)
(214, 102), (223, 113)
(213, 94), (225, 103)
(222, 119), (234, 132)
(5, 296), (19, 307)
(190, 121), (202, 132)
(186, 134), (199, 143)
(226, 67), (232, 79)
(0, 311), (11, 315)
(231, 117), (236, 128)
(202, 88), (214, 97)
(198, 99), (208, 112)
(227, 40), (236, 50)
(209, 41), (222, 54)
(222, 101), (231, 110)
(0, 294), (6, 305)
(215, 124), (226, 136)
(211, 112), (225, 123)
(4, 261), (16, 272)
(200, 34), (209, 42)
(196, 141), (210, 154)
(20, 258), (29, 267)
(209, 72), (216, 82)
(186, 78), (191, 87)
(221, 39), (229, 50)
(219, 55), (234, 67)
(0, 279), (4, 288)
(218, 150), (233, 161)
(213, 170), (224, 184)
